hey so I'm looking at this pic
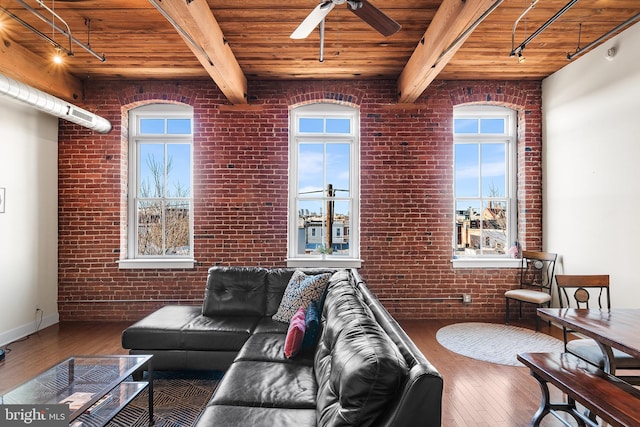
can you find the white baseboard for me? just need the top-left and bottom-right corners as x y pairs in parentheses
(0, 312), (59, 348)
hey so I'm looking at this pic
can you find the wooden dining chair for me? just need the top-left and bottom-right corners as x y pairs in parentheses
(504, 251), (557, 331)
(556, 274), (640, 384)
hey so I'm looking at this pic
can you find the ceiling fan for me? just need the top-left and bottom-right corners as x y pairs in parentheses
(291, 0), (401, 39)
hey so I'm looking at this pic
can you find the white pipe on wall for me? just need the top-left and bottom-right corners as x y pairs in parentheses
(0, 73), (112, 133)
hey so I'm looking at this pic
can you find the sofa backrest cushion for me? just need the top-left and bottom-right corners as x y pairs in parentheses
(202, 266), (267, 316)
(315, 275), (409, 427)
(265, 269), (296, 316)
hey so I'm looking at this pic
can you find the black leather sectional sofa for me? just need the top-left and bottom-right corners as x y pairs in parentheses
(122, 267), (443, 426)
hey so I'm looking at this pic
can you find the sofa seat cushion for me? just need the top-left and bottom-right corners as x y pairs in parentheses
(253, 317), (289, 335)
(211, 361), (316, 409)
(197, 405), (316, 427)
(121, 305), (201, 349)
(315, 281), (409, 427)
(180, 315), (259, 351)
(235, 333), (314, 365)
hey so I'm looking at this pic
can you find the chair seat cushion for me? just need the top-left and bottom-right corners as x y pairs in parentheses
(567, 338), (640, 369)
(504, 289), (551, 304)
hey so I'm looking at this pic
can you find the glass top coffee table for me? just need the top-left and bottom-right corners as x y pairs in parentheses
(0, 355), (153, 426)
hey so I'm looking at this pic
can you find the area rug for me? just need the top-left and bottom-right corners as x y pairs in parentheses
(105, 371), (221, 427)
(436, 322), (564, 367)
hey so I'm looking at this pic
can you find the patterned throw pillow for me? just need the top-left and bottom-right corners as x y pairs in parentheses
(284, 307), (307, 358)
(301, 300), (320, 351)
(272, 271), (332, 323)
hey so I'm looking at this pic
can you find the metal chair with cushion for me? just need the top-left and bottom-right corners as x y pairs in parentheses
(556, 274), (640, 384)
(505, 250), (557, 331)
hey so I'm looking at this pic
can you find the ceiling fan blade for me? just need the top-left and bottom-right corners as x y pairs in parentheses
(291, 2), (336, 39)
(349, 0), (401, 37)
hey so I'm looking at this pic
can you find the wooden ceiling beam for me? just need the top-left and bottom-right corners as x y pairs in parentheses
(397, 0), (501, 104)
(0, 35), (83, 103)
(153, 0), (247, 104)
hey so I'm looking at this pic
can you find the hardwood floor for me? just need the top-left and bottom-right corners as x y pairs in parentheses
(0, 319), (579, 426)
(0, 322), (130, 394)
(400, 319), (578, 427)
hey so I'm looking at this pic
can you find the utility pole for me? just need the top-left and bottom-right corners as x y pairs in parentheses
(325, 184), (334, 251)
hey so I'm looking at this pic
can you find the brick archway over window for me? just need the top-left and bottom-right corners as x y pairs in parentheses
(285, 83), (366, 109)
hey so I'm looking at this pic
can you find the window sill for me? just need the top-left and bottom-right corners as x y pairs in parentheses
(118, 259), (196, 270)
(286, 258), (362, 269)
(451, 257), (521, 269)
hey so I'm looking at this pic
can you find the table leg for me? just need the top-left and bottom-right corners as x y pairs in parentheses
(147, 359), (154, 426)
(531, 372), (551, 426)
(530, 372), (586, 427)
(594, 341), (616, 375)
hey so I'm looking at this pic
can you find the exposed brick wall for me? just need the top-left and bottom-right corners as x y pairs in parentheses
(58, 79), (542, 322)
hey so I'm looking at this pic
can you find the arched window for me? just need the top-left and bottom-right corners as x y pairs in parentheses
(120, 103), (194, 269)
(288, 103), (361, 267)
(453, 105), (517, 260)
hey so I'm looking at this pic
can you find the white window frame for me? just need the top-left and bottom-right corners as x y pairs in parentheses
(451, 105), (520, 269)
(119, 103), (195, 269)
(287, 103), (361, 268)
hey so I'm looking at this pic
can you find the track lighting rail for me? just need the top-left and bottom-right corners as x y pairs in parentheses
(0, 5), (71, 55)
(35, 0), (73, 55)
(510, 0), (538, 59)
(510, 0), (578, 58)
(566, 13), (640, 61)
(13, 0), (106, 62)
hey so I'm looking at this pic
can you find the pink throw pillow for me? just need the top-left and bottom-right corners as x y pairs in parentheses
(284, 307), (307, 358)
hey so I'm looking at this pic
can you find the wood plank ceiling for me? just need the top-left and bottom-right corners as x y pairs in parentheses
(0, 0), (638, 104)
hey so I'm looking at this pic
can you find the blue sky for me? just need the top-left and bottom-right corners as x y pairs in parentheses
(297, 117), (351, 217)
(454, 117), (507, 212)
(139, 118), (192, 198)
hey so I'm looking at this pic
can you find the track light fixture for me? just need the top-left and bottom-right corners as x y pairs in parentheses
(0, 0), (106, 64)
(510, 0), (578, 62)
(53, 47), (63, 64)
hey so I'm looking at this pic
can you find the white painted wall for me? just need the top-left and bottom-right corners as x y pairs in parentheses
(543, 22), (640, 308)
(0, 95), (59, 346)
